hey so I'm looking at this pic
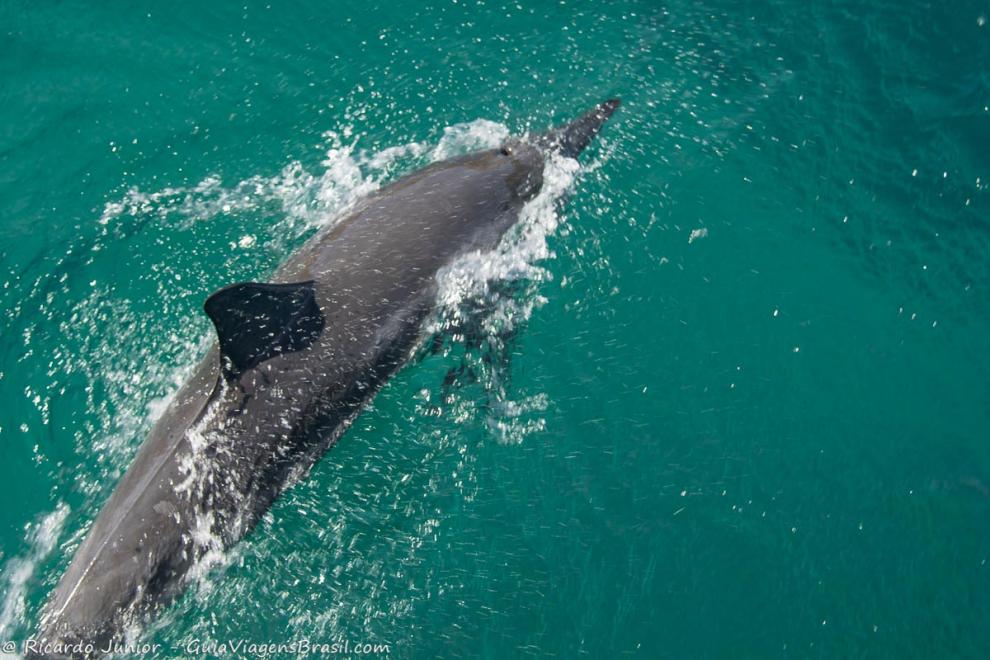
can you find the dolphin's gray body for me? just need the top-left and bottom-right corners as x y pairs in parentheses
(34, 99), (619, 656)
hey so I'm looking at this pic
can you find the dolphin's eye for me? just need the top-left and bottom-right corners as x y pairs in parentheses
(500, 145), (512, 156)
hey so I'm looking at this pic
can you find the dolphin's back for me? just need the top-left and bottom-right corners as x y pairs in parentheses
(35, 100), (619, 656)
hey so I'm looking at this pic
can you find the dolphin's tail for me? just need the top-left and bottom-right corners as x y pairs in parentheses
(535, 98), (621, 158)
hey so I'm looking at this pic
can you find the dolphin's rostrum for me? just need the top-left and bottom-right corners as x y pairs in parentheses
(33, 99), (620, 656)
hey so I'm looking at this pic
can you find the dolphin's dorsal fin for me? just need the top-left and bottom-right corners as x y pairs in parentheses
(204, 281), (325, 376)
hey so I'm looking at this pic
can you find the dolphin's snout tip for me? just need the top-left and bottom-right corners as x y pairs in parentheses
(595, 98), (621, 118)
(540, 98), (621, 158)
(594, 98), (621, 123)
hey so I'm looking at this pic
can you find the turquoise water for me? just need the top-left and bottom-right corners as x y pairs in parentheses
(2, 0), (989, 657)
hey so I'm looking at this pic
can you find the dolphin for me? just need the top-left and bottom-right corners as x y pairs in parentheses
(32, 99), (620, 656)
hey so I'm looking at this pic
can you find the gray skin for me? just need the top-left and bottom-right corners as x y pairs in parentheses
(33, 99), (619, 657)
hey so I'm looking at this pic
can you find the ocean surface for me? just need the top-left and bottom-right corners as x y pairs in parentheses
(2, 1), (989, 657)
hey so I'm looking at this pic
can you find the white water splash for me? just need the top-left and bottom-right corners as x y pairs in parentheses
(430, 151), (584, 444)
(0, 504), (69, 643)
(431, 119), (510, 160)
(688, 227), (708, 243)
(433, 153), (581, 319)
(96, 122), (504, 237)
